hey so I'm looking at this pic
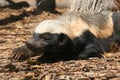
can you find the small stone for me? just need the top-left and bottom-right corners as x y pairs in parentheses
(110, 78), (120, 80)
(103, 53), (114, 58)
(100, 77), (107, 80)
(98, 73), (106, 77)
(83, 71), (96, 77)
(5, 63), (18, 72)
(117, 65), (120, 70)
(24, 72), (35, 80)
(105, 74), (116, 79)
(116, 73), (120, 77)
(45, 75), (51, 80)
(0, 59), (10, 67)
(82, 67), (90, 72)
(0, 78), (4, 80)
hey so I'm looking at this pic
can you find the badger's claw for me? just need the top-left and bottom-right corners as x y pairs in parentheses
(10, 45), (32, 60)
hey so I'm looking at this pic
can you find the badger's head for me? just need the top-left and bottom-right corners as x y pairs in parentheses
(26, 20), (73, 54)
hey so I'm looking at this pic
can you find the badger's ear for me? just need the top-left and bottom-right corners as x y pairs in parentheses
(59, 33), (70, 46)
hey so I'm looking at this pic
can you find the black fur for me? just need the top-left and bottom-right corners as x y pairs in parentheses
(26, 30), (105, 62)
(26, 33), (74, 62)
(73, 30), (104, 59)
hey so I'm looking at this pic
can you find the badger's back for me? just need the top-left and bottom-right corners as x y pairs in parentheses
(57, 12), (113, 39)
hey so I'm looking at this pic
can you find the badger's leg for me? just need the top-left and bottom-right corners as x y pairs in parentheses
(73, 30), (104, 59)
(78, 42), (103, 59)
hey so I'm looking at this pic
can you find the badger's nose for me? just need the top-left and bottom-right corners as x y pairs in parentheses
(25, 41), (33, 48)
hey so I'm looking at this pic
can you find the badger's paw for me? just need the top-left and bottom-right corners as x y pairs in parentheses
(10, 45), (32, 60)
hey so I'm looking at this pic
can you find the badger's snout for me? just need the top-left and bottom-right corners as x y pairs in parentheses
(25, 38), (48, 53)
(26, 41), (33, 49)
(26, 39), (35, 49)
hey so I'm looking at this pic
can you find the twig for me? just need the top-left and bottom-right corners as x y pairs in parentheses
(39, 72), (48, 80)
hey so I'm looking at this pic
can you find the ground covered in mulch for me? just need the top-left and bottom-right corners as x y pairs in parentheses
(0, 6), (120, 80)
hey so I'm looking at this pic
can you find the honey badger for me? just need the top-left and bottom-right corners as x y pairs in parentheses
(11, 12), (120, 62)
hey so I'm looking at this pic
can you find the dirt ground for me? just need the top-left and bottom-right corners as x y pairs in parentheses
(0, 6), (120, 80)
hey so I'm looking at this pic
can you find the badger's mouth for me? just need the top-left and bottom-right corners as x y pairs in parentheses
(25, 42), (46, 55)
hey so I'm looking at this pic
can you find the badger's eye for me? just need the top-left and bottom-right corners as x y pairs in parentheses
(42, 37), (50, 41)
(33, 33), (35, 37)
